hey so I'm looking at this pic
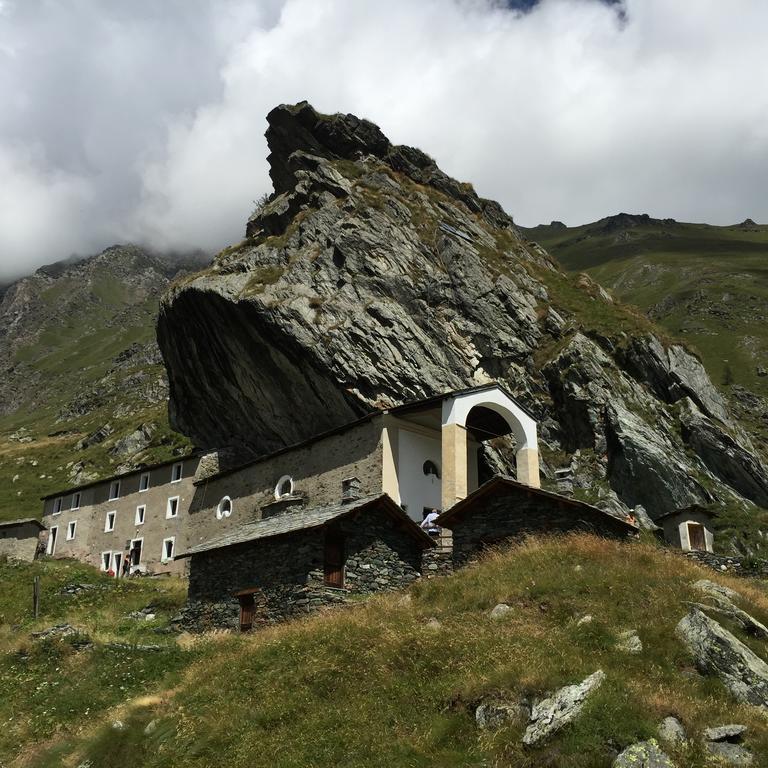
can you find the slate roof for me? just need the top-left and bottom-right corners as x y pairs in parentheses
(653, 504), (715, 522)
(0, 518), (46, 530)
(176, 493), (434, 558)
(436, 475), (638, 532)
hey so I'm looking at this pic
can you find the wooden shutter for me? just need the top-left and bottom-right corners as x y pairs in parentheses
(688, 523), (706, 551)
(324, 531), (345, 588)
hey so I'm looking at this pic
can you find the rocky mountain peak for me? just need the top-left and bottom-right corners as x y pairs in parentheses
(158, 102), (768, 534)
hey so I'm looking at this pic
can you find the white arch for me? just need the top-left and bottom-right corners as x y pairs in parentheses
(441, 387), (537, 450)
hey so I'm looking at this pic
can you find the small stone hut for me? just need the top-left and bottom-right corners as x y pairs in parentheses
(175, 494), (434, 631)
(0, 518), (46, 562)
(655, 505), (715, 553)
(436, 476), (637, 566)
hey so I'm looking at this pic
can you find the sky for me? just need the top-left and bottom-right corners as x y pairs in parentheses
(0, 0), (767, 280)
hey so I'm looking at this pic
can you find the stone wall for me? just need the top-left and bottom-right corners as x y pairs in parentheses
(179, 503), (424, 631)
(0, 522), (42, 562)
(447, 488), (632, 566)
(682, 550), (768, 579)
(183, 419), (383, 553)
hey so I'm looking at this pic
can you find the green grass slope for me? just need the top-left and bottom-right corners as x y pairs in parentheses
(524, 216), (768, 444)
(9, 535), (768, 767)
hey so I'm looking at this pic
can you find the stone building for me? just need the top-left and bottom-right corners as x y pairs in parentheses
(0, 518), (46, 562)
(40, 454), (201, 575)
(177, 494), (433, 631)
(655, 505), (715, 553)
(435, 476), (637, 566)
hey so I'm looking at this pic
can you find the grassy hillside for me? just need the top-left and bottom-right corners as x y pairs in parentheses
(6, 535), (768, 767)
(524, 216), (768, 434)
(0, 247), (199, 523)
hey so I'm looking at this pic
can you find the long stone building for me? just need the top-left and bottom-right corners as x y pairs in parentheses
(40, 384), (637, 629)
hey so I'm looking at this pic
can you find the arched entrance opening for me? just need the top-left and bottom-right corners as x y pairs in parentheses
(440, 388), (539, 511)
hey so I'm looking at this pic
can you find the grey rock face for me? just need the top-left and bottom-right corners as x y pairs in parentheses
(109, 422), (157, 457)
(676, 608), (768, 706)
(704, 724), (747, 742)
(522, 670), (605, 745)
(616, 629), (643, 653)
(680, 400), (768, 507)
(489, 603), (512, 620)
(613, 739), (675, 768)
(657, 716), (686, 745)
(157, 101), (767, 518)
(475, 698), (529, 730)
(693, 579), (741, 602)
(705, 742), (754, 766)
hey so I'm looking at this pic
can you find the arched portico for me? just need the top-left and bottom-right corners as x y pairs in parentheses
(440, 388), (539, 510)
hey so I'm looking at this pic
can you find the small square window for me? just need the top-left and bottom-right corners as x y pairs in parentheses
(52, 498), (63, 515)
(105, 511), (116, 532)
(166, 497), (179, 519)
(66, 521), (77, 540)
(109, 480), (121, 501)
(161, 537), (175, 562)
(171, 463), (183, 483)
(71, 492), (81, 510)
(135, 505), (146, 525)
(139, 472), (150, 492)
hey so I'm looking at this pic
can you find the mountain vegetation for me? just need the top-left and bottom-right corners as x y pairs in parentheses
(3, 535), (768, 767)
(0, 247), (206, 522)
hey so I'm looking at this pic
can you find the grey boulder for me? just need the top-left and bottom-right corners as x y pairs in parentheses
(705, 742), (754, 766)
(613, 739), (674, 767)
(704, 724), (747, 742)
(657, 716), (686, 745)
(522, 670), (605, 745)
(676, 608), (768, 706)
(616, 629), (643, 653)
(475, 698), (529, 730)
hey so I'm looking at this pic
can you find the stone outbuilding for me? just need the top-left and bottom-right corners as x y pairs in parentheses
(175, 493), (434, 631)
(0, 518), (46, 562)
(655, 504), (715, 553)
(436, 476), (637, 566)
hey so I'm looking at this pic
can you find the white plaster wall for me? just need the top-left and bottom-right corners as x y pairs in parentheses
(397, 428), (442, 522)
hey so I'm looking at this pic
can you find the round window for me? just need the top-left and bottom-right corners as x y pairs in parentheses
(423, 460), (440, 478)
(274, 475), (294, 500)
(216, 496), (233, 520)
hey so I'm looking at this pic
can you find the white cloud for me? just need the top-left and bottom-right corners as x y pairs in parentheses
(1, 0), (768, 279)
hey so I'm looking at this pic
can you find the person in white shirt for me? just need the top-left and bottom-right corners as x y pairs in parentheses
(420, 509), (441, 536)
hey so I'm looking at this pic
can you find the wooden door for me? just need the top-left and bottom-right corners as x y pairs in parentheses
(324, 532), (345, 588)
(688, 523), (706, 551)
(238, 594), (255, 632)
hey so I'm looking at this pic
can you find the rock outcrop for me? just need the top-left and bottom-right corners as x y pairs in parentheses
(157, 101), (768, 522)
(676, 608), (768, 707)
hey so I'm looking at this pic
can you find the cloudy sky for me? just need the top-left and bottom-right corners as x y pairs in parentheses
(1, 0), (766, 280)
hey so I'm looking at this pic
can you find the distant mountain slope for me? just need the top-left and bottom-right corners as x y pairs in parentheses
(523, 214), (768, 454)
(0, 246), (208, 522)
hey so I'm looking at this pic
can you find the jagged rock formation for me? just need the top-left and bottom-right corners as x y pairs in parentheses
(157, 101), (768, 528)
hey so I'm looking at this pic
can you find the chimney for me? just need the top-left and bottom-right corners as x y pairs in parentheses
(341, 476), (361, 504)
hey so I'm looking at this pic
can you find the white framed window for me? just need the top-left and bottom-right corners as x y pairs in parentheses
(274, 475), (294, 500)
(135, 505), (146, 525)
(47, 526), (58, 555)
(166, 496), (180, 519)
(216, 496), (233, 520)
(105, 510), (116, 532)
(101, 551), (112, 571)
(171, 462), (183, 483)
(66, 521), (77, 541)
(52, 498), (63, 515)
(71, 492), (81, 510)
(139, 472), (150, 492)
(109, 480), (121, 500)
(129, 538), (143, 569)
(161, 536), (175, 562)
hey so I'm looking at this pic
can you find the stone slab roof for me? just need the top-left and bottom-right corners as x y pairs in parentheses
(0, 518), (46, 530)
(177, 493), (434, 558)
(436, 475), (638, 533)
